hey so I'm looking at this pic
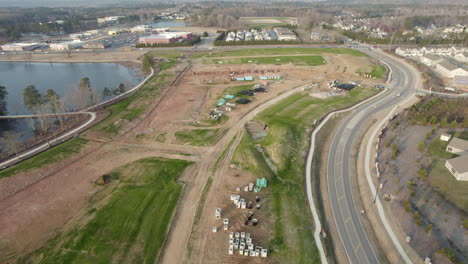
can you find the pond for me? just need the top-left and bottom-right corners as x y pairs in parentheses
(149, 21), (186, 28)
(0, 62), (144, 148)
(0, 62), (143, 114)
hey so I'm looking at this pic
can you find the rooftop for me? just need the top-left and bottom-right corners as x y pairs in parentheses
(448, 137), (468, 151)
(438, 60), (461, 71)
(447, 155), (468, 173)
(2, 42), (38, 47)
(141, 32), (191, 40)
(422, 54), (441, 61)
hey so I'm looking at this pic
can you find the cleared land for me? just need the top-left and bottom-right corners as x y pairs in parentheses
(28, 157), (192, 264)
(0, 48), (387, 264)
(206, 55), (326, 66)
(174, 128), (227, 146)
(92, 73), (173, 136)
(231, 88), (378, 262)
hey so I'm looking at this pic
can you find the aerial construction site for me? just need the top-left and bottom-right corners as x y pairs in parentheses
(0, 47), (387, 264)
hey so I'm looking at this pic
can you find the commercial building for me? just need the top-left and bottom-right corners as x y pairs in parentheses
(97, 16), (124, 25)
(49, 40), (84, 51)
(273, 27), (297, 41)
(83, 41), (110, 49)
(131, 25), (152, 33)
(139, 32), (193, 45)
(1, 42), (40, 51)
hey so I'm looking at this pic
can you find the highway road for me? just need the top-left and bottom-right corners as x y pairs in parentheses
(325, 46), (417, 264)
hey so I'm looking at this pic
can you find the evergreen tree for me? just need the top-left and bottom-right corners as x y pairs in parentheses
(23, 85), (42, 111)
(0, 85), (7, 116)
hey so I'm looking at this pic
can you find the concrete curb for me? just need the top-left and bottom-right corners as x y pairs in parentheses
(306, 88), (388, 264)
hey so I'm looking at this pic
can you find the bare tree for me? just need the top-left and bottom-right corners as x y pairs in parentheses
(0, 131), (23, 157)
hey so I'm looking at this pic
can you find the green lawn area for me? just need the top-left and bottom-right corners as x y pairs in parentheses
(0, 138), (88, 179)
(232, 87), (379, 262)
(368, 65), (386, 78)
(205, 48), (368, 58)
(30, 157), (192, 264)
(426, 136), (468, 211)
(149, 50), (182, 59)
(206, 55), (326, 66)
(428, 159), (468, 211)
(174, 128), (226, 146)
(92, 73), (172, 135)
(427, 139), (456, 159)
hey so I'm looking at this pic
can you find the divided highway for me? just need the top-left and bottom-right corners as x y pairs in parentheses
(325, 47), (417, 263)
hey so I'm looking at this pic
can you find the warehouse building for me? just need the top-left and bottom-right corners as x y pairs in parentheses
(1, 42), (40, 51)
(139, 32), (193, 45)
(49, 40), (84, 51)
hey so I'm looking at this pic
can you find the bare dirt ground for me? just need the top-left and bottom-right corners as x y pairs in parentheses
(0, 51), (383, 263)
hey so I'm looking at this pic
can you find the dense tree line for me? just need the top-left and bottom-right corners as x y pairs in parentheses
(407, 97), (468, 128)
(141, 54), (154, 74)
(135, 36), (201, 48)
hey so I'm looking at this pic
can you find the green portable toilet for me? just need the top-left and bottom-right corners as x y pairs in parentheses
(217, 98), (226, 106)
(256, 178), (268, 188)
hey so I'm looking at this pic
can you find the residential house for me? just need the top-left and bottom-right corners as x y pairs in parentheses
(446, 137), (468, 155)
(419, 54), (443, 67)
(445, 156), (468, 181)
(454, 52), (468, 63)
(445, 137), (468, 181)
(435, 60), (468, 78)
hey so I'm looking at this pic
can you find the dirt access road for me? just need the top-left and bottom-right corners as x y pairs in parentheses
(0, 50), (381, 263)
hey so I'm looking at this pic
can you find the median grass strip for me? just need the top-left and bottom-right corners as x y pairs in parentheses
(206, 48), (368, 58)
(174, 128), (226, 146)
(232, 87), (379, 263)
(30, 157), (192, 264)
(0, 137), (88, 179)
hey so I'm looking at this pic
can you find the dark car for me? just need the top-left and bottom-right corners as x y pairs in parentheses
(236, 98), (252, 104)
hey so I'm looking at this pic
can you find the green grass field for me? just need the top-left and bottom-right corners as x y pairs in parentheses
(206, 55), (326, 66)
(367, 65), (386, 78)
(426, 137), (468, 210)
(30, 157), (192, 264)
(174, 128), (226, 146)
(0, 138), (88, 179)
(232, 88), (379, 262)
(92, 73), (172, 135)
(205, 48), (368, 58)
